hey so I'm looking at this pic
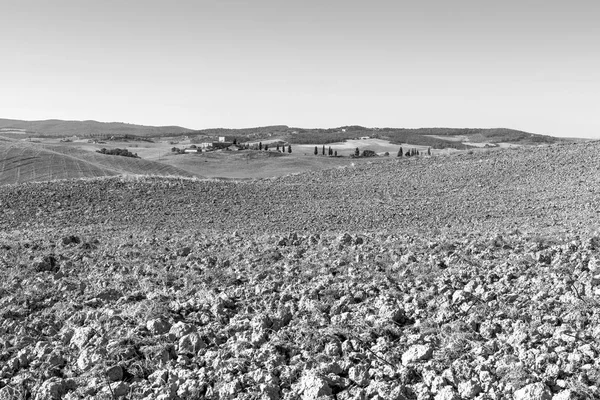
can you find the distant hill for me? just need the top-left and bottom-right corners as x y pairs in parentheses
(191, 125), (572, 149)
(0, 118), (193, 138)
(0, 118), (578, 149)
(0, 141), (197, 185)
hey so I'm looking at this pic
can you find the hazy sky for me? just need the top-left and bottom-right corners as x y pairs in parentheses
(2, 0), (599, 137)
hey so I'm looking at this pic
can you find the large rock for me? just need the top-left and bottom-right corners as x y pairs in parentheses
(457, 380), (482, 399)
(434, 386), (459, 400)
(69, 327), (94, 350)
(33, 255), (59, 273)
(297, 372), (332, 400)
(146, 318), (171, 335)
(513, 383), (552, 400)
(0, 386), (24, 400)
(402, 344), (433, 366)
(34, 378), (66, 400)
(348, 364), (370, 386)
(178, 332), (205, 355)
(169, 321), (195, 340)
(106, 365), (123, 382)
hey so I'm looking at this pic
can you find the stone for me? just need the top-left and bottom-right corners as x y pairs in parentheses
(324, 342), (342, 357)
(34, 378), (66, 400)
(148, 369), (169, 386)
(457, 379), (482, 399)
(260, 383), (280, 400)
(147, 318), (171, 335)
(251, 313), (272, 331)
(298, 372), (332, 400)
(349, 364), (370, 386)
(61, 235), (81, 246)
(0, 385), (24, 400)
(106, 365), (123, 382)
(513, 383), (552, 400)
(178, 246), (192, 257)
(33, 255), (59, 273)
(168, 321), (195, 340)
(69, 327), (94, 349)
(434, 386), (459, 400)
(552, 390), (576, 400)
(402, 344), (433, 366)
(77, 348), (103, 371)
(109, 382), (130, 397)
(218, 379), (242, 398)
(178, 332), (205, 355)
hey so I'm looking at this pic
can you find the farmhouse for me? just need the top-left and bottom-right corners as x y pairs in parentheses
(200, 141), (233, 150)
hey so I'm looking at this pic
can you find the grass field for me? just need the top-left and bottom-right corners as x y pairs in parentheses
(0, 141), (196, 185)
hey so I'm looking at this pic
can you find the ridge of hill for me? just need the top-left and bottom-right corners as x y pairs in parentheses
(0, 141), (197, 185)
(0, 118), (578, 149)
(0, 118), (192, 138)
(193, 125), (571, 148)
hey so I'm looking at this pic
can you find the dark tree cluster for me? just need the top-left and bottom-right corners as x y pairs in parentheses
(96, 148), (139, 158)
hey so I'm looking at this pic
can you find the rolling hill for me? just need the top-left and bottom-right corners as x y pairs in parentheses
(0, 141), (198, 185)
(0, 118), (192, 138)
(0, 118), (578, 149)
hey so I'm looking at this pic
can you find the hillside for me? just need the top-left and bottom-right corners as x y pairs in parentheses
(0, 118), (574, 149)
(0, 142), (197, 185)
(192, 126), (571, 149)
(1, 141), (600, 399)
(0, 118), (192, 138)
(2, 141), (599, 236)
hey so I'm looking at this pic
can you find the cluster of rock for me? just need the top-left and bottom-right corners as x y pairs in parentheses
(2, 228), (600, 399)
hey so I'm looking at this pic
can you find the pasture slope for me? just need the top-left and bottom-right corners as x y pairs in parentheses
(2, 140), (600, 399)
(0, 141), (197, 185)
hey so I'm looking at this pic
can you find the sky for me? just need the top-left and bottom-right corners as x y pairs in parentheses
(1, 0), (599, 138)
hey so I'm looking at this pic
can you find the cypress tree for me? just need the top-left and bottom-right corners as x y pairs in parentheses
(314, 146), (318, 155)
(322, 145), (325, 155)
(398, 147), (403, 157)
(288, 145), (292, 153)
(355, 147), (360, 157)
(259, 142), (263, 151)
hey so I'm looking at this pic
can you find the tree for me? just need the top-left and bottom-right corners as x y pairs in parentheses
(276, 144), (280, 151)
(314, 146), (318, 155)
(328, 146), (332, 156)
(334, 150), (337, 157)
(354, 147), (360, 157)
(288, 145), (292, 153)
(397, 147), (403, 157)
(233, 138), (237, 145)
(428, 147), (431, 156)
(322, 145), (325, 155)
(259, 142), (263, 151)
(265, 144), (269, 151)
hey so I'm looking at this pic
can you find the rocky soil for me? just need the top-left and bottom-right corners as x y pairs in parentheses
(1, 141), (600, 399)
